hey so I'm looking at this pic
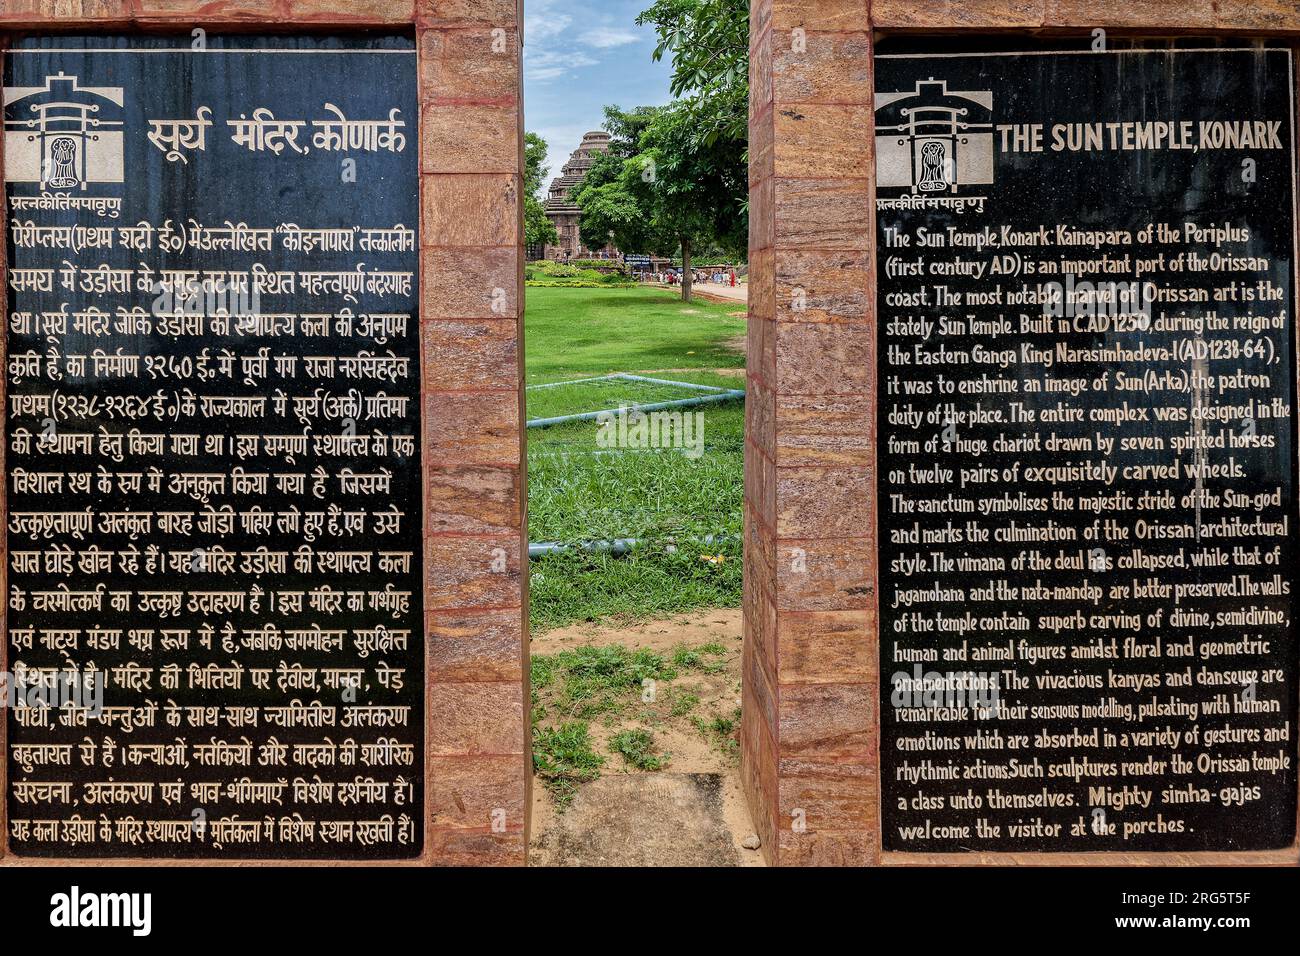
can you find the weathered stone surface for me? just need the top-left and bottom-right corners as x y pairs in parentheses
(428, 608), (525, 681)
(422, 103), (519, 173)
(418, 0), (519, 25)
(0, 0), (127, 22)
(422, 174), (520, 246)
(773, 178), (871, 248)
(773, 0), (869, 31)
(775, 466), (873, 539)
(774, 104), (871, 179)
(420, 27), (520, 102)
(427, 827), (526, 866)
(421, 317), (519, 387)
(424, 390), (520, 465)
(774, 249), (872, 323)
(428, 754), (528, 828)
(871, 0), (1045, 27)
(774, 321), (874, 394)
(745, 373), (776, 460)
(774, 394), (871, 468)
(777, 827), (873, 866)
(773, 31), (872, 104)
(424, 533), (522, 611)
(285, 0), (414, 22)
(740, 678), (779, 860)
(422, 248), (519, 319)
(778, 755), (876, 831)
(744, 436), (776, 530)
(428, 681), (525, 755)
(776, 536), (875, 611)
(425, 464), (521, 536)
(778, 682), (874, 757)
(777, 609), (875, 683)
(134, 0), (269, 20)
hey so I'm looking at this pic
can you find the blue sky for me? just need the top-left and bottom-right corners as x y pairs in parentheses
(524, 0), (673, 193)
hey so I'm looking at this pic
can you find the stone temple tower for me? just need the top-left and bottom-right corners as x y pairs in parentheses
(543, 130), (619, 260)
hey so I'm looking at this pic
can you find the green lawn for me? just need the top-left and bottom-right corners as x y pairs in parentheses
(525, 286), (746, 381)
(525, 286), (746, 631)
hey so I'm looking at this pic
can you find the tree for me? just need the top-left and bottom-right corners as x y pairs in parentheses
(636, 0), (748, 147)
(570, 106), (666, 255)
(524, 132), (558, 250)
(572, 0), (751, 302)
(574, 102), (745, 302)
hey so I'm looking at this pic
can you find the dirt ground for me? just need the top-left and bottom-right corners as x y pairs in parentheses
(528, 608), (766, 867)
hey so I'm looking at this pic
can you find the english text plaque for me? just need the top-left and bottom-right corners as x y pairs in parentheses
(876, 48), (1298, 853)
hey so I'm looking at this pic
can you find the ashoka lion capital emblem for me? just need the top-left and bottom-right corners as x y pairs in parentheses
(47, 136), (80, 188)
(3, 72), (125, 190)
(875, 78), (994, 194)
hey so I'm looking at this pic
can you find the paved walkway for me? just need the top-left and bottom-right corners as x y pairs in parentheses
(690, 281), (748, 302)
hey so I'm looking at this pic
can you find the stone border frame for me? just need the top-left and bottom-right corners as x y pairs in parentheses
(746, 0), (1300, 867)
(0, 0), (529, 868)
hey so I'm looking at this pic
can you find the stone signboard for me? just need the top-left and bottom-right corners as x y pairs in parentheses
(875, 47), (1298, 854)
(4, 35), (424, 859)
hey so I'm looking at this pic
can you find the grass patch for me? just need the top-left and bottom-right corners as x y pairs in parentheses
(609, 729), (669, 771)
(532, 722), (605, 808)
(531, 640), (739, 801)
(525, 286), (746, 632)
(693, 707), (742, 758)
(525, 286), (745, 381)
(529, 547), (740, 633)
(531, 644), (679, 721)
(527, 374), (738, 424)
(672, 643), (729, 673)
(528, 369), (743, 631)
(668, 690), (699, 717)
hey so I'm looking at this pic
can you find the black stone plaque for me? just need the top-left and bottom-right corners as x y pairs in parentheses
(876, 48), (1298, 853)
(4, 35), (421, 858)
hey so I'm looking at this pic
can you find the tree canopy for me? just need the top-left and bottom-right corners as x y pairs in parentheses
(566, 0), (750, 299)
(636, 0), (748, 147)
(524, 131), (559, 250)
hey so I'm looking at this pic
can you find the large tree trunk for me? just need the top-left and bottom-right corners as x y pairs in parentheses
(681, 238), (693, 302)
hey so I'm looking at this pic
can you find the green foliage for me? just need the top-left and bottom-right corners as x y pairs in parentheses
(692, 707), (742, 758)
(532, 722), (605, 808)
(668, 690), (699, 717)
(529, 544), (741, 632)
(531, 644), (679, 720)
(524, 286), (745, 631)
(609, 729), (669, 771)
(571, 101), (746, 299)
(525, 259), (632, 287)
(567, 259), (628, 272)
(672, 643), (728, 673)
(531, 640), (737, 802)
(637, 0), (749, 147)
(525, 131), (559, 249)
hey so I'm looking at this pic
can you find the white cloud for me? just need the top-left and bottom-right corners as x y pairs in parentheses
(580, 27), (640, 48)
(524, 0), (571, 41)
(523, 0), (647, 84)
(525, 47), (599, 83)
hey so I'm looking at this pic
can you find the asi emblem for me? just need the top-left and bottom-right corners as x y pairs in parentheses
(3, 72), (125, 190)
(875, 78), (993, 194)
